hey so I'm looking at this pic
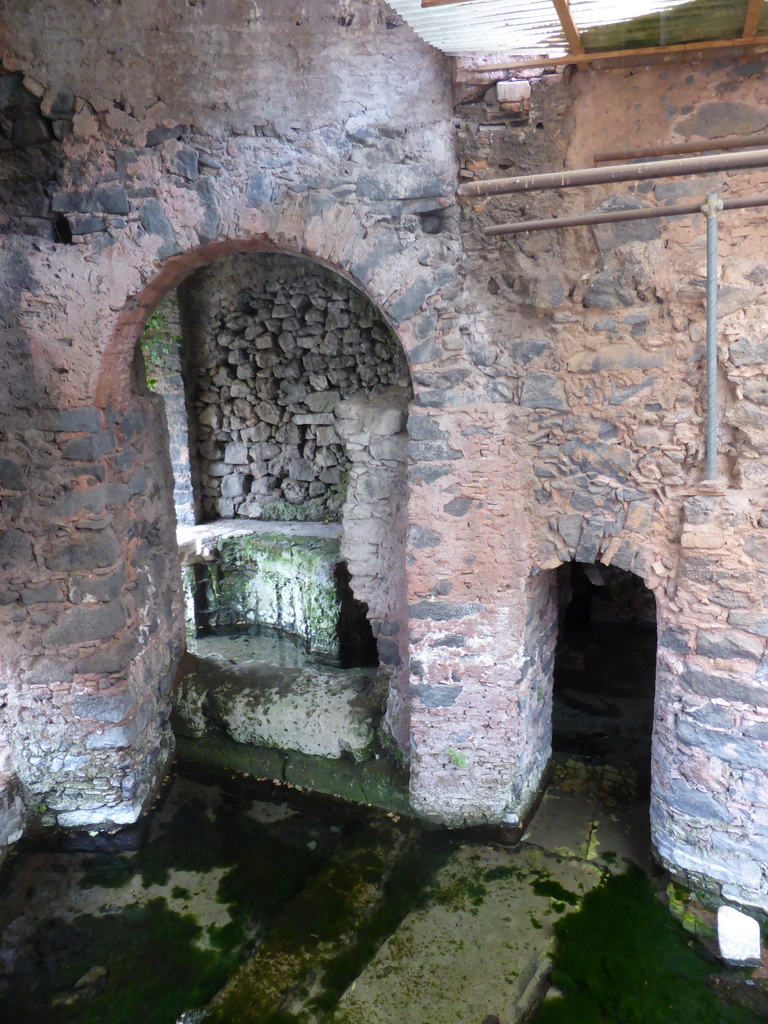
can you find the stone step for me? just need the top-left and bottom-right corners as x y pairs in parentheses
(204, 812), (444, 1023)
(328, 843), (602, 1024)
(176, 733), (411, 816)
(173, 652), (384, 762)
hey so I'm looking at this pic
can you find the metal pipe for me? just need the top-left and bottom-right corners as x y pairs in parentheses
(458, 147), (768, 197)
(594, 134), (768, 164)
(702, 193), (723, 482)
(483, 193), (768, 236)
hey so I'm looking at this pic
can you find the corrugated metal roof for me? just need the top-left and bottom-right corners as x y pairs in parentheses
(388, 0), (735, 56)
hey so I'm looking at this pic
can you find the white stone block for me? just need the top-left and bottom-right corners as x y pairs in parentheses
(717, 905), (762, 966)
(496, 80), (531, 104)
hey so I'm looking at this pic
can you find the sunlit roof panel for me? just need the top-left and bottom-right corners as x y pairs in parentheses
(389, 0), (713, 56)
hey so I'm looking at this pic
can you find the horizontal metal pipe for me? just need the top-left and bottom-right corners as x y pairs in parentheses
(483, 194), (768, 236)
(594, 134), (768, 164)
(458, 148), (768, 198)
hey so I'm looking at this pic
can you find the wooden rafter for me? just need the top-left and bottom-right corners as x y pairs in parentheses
(551, 0), (583, 54)
(744, 0), (765, 37)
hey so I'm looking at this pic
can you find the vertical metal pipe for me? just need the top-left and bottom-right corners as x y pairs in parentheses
(702, 193), (723, 481)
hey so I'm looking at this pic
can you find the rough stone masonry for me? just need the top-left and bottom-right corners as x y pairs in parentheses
(2, 0), (768, 912)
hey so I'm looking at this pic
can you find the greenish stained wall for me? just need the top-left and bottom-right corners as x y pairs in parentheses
(193, 534), (344, 661)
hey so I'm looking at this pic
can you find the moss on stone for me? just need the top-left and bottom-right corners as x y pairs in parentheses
(534, 865), (763, 1024)
(198, 533), (344, 660)
(207, 818), (457, 1024)
(176, 735), (411, 815)
(0, 897), (236, 1024)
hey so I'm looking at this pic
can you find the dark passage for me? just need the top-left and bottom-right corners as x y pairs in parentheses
(552, 562), (657, 784)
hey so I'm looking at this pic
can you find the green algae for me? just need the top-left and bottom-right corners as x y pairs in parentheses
(534, 866), (764, 1024)
(4, 777), (333, 1024)
(0, 897), (234, 1024)
(206, 817), (402, 1023)
(78, 789), (322, 933)
(201, 533), (344, 661)
(207, 821), (460, 1024)
(175, 734), (411, 816)
(531, 877), (580, 907)
(311, 830), (461, 1013)
(78, 853), (135, 890)
(252, 491), (346, 524)
(484, 863), (527, 883)
(428, 871), (487, 911)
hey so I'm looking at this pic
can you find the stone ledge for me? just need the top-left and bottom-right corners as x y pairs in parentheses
(175, 734), (410, 815)
(177, 518), (342, 565)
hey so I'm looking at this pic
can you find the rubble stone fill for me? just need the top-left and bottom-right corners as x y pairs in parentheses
(178, 253), (409, 523)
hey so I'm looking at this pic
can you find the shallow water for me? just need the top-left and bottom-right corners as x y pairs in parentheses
(0, 772), (355, 1024)
(0, 762), (764, 1023)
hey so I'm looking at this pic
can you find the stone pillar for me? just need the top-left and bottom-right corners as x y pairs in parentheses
(0, 396), (183, 831)
(335, 386), (411, 749)
(644, 497), (768, 910)
(406, 402), (541, 825)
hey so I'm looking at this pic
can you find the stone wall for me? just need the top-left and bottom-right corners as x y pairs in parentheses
(0, 0), (457, 861)
(0, 397), (182, 831)
(5, 0), (768, 911)
(426, 57), (768, 908)
(177, 252), (410, 523)
(142, 295), (195, 525)
(0, 71), (73, 242)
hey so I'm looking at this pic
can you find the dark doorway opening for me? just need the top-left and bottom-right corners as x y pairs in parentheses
(552, 562), (656, 788)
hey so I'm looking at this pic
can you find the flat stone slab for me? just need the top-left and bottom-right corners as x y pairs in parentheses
(330, 844), (602, 1024)
(718, 905), (762, 966)
(173, 652), (383, 761)
(177, 518), (342, 565)
(525, 759), (652, 872)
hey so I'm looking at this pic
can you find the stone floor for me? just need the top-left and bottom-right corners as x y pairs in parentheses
(5, 609), (760, 1023)
(328, 756), (646, 1024)
(0, 754), (651, 1024)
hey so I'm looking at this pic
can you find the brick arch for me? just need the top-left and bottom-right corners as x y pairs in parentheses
(95, 201), (438, 408)
(96, 227), (420, 750)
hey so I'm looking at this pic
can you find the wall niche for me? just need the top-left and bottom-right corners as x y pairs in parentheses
(176, 251), (410, 524)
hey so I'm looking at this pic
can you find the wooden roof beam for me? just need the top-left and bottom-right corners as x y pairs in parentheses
(744, 0), (765, 37)
(551, 0), (584, 54)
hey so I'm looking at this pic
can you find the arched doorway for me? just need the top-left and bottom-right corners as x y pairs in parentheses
(552, 561), (657, 782)
(521, 559), (658, 857)
(134, 248), (413, 758)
